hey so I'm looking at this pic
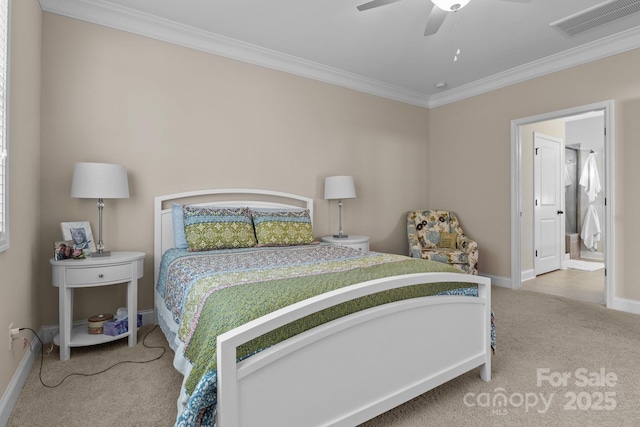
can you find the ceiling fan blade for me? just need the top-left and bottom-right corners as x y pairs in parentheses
(424, 6), (448, 36)
(357, 0), (404, 12)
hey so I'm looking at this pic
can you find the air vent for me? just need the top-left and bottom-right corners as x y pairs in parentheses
(550, 0), (640, 37)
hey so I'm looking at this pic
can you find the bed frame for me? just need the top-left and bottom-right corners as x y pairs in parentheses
(154, 188), (491, 427)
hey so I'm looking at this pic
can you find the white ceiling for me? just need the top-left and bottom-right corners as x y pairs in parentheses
(40, 0), (640, 107)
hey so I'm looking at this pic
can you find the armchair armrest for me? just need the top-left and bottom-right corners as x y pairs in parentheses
(457, 233), (479, 275)
(407, 214), (422, 258)
(457, 234), (478, 255)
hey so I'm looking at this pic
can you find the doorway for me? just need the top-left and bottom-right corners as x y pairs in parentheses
(510, 101), (614, 308)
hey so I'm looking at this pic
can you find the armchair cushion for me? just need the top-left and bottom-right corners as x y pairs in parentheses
(407, 209), (479, 275)
(438, 232), (457, 249)
(422, 248), (468, 265)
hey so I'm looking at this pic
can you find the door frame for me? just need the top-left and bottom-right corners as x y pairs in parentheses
(510, 100), (614, 308)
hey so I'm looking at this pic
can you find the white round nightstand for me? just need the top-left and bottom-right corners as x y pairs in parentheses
(321, 235), (369, 253)
(50, 251), (145, 361)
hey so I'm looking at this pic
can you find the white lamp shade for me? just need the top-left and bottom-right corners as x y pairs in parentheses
(71, 162), (130, 199)
(324, 176), (356, 200)
(432, 0), (470, 11)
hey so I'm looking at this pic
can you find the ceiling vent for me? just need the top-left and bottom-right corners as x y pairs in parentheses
(550, 0), (640, 37)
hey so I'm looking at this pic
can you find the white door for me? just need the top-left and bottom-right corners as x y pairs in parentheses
(534, 133), (563, 275)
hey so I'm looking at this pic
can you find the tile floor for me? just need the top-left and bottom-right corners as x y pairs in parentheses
(521, 260), (605, 305)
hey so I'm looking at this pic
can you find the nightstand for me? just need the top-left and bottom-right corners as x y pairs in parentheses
(321, 235), (370, 253)
(50, 251), (145, 361)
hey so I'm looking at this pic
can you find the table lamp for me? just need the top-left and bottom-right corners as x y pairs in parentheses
(71, 162), (129, 256)
(324, 175), (356, 238)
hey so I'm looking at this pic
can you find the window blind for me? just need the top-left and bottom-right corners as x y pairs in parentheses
(0, 0), (9, 251)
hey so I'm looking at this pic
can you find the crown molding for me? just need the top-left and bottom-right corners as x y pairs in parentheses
(38, 0), (430, 108)
(427, 26), (640, 108)
(40, 0), (640, 109)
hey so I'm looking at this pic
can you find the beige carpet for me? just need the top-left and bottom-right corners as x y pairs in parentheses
(7, 286), (640, 427)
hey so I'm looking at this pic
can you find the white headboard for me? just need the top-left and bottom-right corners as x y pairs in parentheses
(153, 188), (314, 288)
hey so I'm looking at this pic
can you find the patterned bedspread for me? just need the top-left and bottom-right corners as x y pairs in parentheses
(156, 244), (478, 427)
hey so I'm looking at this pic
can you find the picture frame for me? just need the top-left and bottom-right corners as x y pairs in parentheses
(53, 240), (74, 260)
(61, 221), (96, 257)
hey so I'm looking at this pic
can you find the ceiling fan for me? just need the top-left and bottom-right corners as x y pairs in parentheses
(357, 0), (532, 37)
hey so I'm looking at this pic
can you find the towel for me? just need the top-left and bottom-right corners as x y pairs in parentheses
(579, 152), (601, 202)
(581, 205), (601, 251)
(564, 163), (573, 187)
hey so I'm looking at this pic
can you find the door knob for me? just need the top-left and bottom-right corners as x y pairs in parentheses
(557, 210), (564, 214)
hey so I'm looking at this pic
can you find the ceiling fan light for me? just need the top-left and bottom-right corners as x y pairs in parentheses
(431, 0), (470, 12)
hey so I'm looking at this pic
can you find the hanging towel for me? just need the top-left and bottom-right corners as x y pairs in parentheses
(579, 152), (601, 202)
(581, 205), (601, 251)
(564, 163), (573, 187)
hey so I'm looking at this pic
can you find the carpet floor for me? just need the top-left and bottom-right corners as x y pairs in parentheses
(7, 285), (640, 427)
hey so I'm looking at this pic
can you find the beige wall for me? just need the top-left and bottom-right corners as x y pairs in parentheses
(429, 48), (640, 299)
(37, 13), (640, 325)
(38, 14), (431, 325)
(0, 0), (42, 404)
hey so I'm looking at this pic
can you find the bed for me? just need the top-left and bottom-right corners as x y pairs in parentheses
(154, 188), (492, 427)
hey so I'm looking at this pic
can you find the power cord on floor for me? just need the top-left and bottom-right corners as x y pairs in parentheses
(20, 325), (166, 388)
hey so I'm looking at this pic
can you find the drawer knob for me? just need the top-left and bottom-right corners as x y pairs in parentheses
(98, 274), (104, 278)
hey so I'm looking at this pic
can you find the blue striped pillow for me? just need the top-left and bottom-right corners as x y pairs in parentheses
(183, 206), (257, 251)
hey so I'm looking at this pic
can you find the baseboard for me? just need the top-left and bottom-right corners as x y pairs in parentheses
(0, 332), (42, 427)
(521, 269), (535, 282)
(482, 274), (512, 288)
(580, 250), (604, 260)
(1, 309), (156, 426)
(612, 297), (640, 315)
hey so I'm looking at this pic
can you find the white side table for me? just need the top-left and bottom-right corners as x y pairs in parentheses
(321, 235), (370, 253)
(50, 251), (145, 361)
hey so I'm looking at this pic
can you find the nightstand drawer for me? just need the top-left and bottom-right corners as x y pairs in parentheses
(341, 242), (369, 252)
(66, 264), (131, 285)
(321, 235), (369, 253)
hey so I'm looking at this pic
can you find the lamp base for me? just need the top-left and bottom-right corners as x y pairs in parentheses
(333, 234), (349, 239)
(90, 251), (111, 257)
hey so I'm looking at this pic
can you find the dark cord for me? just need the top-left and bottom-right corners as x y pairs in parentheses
(20, 325), (166, 388)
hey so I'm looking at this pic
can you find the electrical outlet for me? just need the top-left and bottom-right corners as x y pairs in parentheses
(8, 323), (19, 351)
(8, 322), (13, 351)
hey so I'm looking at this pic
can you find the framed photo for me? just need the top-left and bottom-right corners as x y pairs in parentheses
(53, 240), (74, 260)
(61, 221), (96, 257)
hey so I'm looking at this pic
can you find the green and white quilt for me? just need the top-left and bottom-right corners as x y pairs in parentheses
(156, 244), (478, 426)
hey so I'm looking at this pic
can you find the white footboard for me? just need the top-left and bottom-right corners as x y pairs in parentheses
(217, 272), (491, 427)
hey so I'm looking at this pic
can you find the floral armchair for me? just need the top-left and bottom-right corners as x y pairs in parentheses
(407, 210), (479, 275)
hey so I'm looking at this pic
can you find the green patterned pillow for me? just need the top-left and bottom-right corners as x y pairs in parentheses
(183, 206), (257, 251)
(250, 209), (314, 246)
